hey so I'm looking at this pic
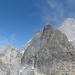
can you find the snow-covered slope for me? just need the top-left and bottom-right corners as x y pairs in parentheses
(59, 18), (75, 48)
(59, 18), (75, 41)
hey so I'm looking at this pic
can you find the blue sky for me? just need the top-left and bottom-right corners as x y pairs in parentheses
(0, 0), (75, 49)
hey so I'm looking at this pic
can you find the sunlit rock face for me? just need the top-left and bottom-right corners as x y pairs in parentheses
(21, 25), (75, 75)
(59, 18), (75, 41)
(59, 18), (75, 48)
(0, 44), (21, 75)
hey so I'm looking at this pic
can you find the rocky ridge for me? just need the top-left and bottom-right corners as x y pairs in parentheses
(0, 19), (75, 75)
(20, 24), (75, 75)
(0, 44), (21, 75)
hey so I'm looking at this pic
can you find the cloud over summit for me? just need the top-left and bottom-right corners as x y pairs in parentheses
(37, 0), (75, 26)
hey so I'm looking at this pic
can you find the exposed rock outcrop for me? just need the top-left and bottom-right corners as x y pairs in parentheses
(21, 25), (75, 75)
(0, 24), (75, 75)
(0, 44), (21, 75)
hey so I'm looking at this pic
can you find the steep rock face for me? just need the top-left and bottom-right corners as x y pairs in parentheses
(20, 29), (42, 56)
(21, 25), (75, 75)
(21, 29), (42, 65)
(0, 44), (21, 75)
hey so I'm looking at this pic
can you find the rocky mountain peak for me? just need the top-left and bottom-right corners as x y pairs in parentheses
(43, 24), (52, 30)
(35, 29), (41, 34)
(20, 24), (75, 75)
(0, 44), (21, 75)
(42, 24), (74, 50)
(43, 24), (53, 34)
(1, 23), (75, 75)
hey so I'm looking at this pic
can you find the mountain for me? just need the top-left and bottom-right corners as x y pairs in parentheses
(59, 18), (75, 41)
(20, 29), (42, 56)
(20, 25), (75, 75)
(0, 23), (75, 75)
(0, 44), (21, 75)
(59, 18), (75, 48)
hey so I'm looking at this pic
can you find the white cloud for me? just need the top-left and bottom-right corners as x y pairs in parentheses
(37, 0), (75, 26)
(0, 36), (9, 48)
(66, 0), (75, 5)
(0, 33), (16, 47)
(9, 33), (16, 44)
(47, 0), (58, 9)
(38, 0), (65, 25)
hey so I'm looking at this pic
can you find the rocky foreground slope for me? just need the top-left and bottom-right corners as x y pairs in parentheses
(0, 44), (21, 75)
(1, 21), (75, 75)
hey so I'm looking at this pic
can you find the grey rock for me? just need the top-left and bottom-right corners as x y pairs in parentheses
(21, 29), (42, 65)
(0, 23), (75, 75)
(0, 44), (21, 75)
(21, 24), (75, 75)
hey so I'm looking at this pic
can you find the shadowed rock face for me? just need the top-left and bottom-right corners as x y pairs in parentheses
(42, 25), (73, 50)
(21, 25), (75, 75)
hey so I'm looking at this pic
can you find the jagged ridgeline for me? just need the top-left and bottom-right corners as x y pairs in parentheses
(0, 24), (75, 75)
(0, 44), (21, 75)
(20, 25), (75, 75)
